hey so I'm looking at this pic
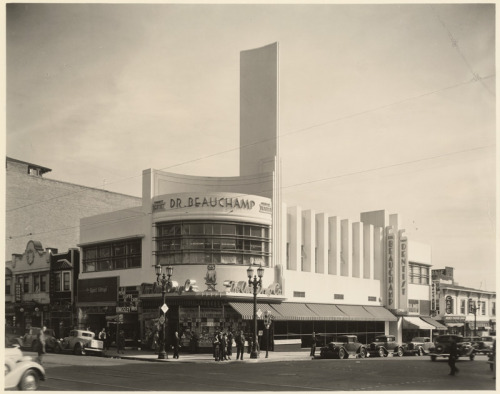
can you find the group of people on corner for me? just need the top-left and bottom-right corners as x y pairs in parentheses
(97, 327), (126, 354)
(213, 330), (248, 361)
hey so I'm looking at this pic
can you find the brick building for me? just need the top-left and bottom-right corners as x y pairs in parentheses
(5, 157), (141, 330)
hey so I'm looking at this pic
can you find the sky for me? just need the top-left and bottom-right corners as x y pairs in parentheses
(5, 2), (497, 291)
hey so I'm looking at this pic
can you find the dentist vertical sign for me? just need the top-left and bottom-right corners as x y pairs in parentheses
(399, 230), (408, 309)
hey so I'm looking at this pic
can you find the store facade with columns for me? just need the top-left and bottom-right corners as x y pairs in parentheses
(76, 42), (435, 350)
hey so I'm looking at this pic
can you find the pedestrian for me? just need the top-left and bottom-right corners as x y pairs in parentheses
(448, 337), (459, 376)
(310, 331), (317, 357)
(117, 330), (126, 354)
(226, 331), (233, 360)
(236, 330), (245, 360)
(213, 332), (220, 361)
(173, 331), (180, 359)
(98, 328), (108, 351)
(220, 332), (227, 361)
(36, 326), (47, 365)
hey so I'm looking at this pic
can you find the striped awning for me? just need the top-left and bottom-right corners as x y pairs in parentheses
(403, 316), (435, 330)
(228, 303), (277, 320)
(420, 316), (447, 330)
(229, 302), (396, 322)
(363, 306), (397, 322)
(269, 303), (319, 320)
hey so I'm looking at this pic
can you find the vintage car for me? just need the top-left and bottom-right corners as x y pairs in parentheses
(4, 344), (46, 390)
(475, 336), (495, 354)
(61, 329), (104, 355)
(319, 335), (368, 359)
(16, 327), (63, 353)
(428, 334), (475, 361)
(368, 335), (405, 357)
(405, 337), (433, 356)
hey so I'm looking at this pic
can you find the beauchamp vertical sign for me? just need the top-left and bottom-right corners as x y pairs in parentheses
(386, 227), (395, 309)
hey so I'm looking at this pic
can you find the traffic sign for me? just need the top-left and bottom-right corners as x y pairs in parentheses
(159, 315), (165, 324)
(256, 309), (262, 318)
(161, 304), (169, 314)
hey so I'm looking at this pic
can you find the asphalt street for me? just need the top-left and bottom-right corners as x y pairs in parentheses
(31, 351), (496, 391)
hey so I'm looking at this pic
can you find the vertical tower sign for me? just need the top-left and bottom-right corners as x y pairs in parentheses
(386, 226), (395, 309)
(398, 229), (408, 309)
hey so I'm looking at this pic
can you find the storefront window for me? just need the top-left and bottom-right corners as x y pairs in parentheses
(82, 238), (142, 272)
(155, 220), (271, 267)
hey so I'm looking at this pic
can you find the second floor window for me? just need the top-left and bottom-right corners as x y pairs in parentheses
(460, 299), (466, 314)
(83, 239), (142, 273)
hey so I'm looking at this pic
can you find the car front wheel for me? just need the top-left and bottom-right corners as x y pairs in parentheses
(358, 348), (366, 358)
(396, 347), (404, 357)
(378, 348), (386, 357)
(338, 348), (346, 359)
(18, 369), (40, 391)
(418, 347), (424, 356)
(74, 343), (85, 356)
(470, 354), (475, 361)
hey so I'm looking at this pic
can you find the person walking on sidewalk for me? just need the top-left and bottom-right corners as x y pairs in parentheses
(99, 328), (108, 351)
(226, 330), (233, 360)
(36, 326), (47, 365)
(117, 330), (126, 354)
(235, 330), (245, 360)
(213, 332), (220, 361)
(173, 331), (180, 359)
(310, 332), (317, 357)
(220, 332), (227, 361)
(448, 337), (459, 376)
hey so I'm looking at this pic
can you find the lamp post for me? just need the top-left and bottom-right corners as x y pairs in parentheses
(155, 264), (173, 360)
(247, 264), (264, 359)
(468, 298), (478, 337)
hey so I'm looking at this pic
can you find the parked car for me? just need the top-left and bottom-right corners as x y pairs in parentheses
(4, 344), (46, 390)
(405, 337), (433, 356)
(475, 336), (495, 354)
(428, 334), (475, 361)
(319, 335), (368, 359)
(463, 336), (482, 350)
(61, 329), (104, 355)
(16, 327), (63, 353)
(368, 335), (405, 357)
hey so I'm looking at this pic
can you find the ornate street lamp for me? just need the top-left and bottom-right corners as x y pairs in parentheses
(155, 264), (173, 360)
(468, 298), (478, 337)
(247, 264), (264, 359)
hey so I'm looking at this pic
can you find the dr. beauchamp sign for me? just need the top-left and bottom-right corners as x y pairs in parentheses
(152, 192), (272, 223)
(78, 277), (118, 303)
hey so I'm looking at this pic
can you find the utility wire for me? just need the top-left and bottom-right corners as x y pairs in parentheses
(6, 74), (492, 214)
(6, 143), (494, 241)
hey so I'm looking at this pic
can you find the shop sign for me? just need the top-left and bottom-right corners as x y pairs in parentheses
(386, 227), (395, 308)
(15, 283), (22, 302)
(168, 196), (256, 210)
(78, 277), (118, 303)
(116, 306), (131, 313)
(259, 202), (272, 215)
(399, 230), (408, 308)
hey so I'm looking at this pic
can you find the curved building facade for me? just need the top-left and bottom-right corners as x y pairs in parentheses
(76, 43), (435, 352)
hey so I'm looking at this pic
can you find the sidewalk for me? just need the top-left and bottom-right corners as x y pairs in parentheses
(102, 348), (313, 363)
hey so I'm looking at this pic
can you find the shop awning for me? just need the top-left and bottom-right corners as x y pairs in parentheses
(228, 302), (279, 320)
(269, 303), (319, 320)
(306, 304), (347, 320)
(363, 306), (397, 322)
(402, 316), (435, 330)
(336, 305), (377, 321)
(420, 316), (447, 330)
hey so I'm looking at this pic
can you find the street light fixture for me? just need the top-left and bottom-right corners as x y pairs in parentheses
(247, 264), (264, 359)
(468, 298), (478, 337)
(156, 264), (173, 360)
